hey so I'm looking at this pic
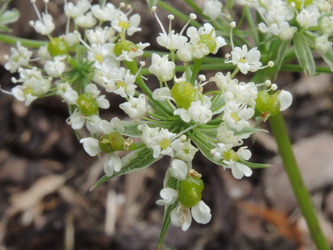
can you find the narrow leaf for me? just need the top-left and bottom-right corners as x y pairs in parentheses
(157, 176), (181, 249)
(0, 9), (19, 25)
(293, 33), (316, 76)
(239, 159), (271, 169)
(90, 147), (160, 190)
(274, 39), (292, 78)
(318, 47), (333, 72)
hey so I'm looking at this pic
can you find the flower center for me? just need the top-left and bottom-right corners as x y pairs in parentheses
(160, 139), (171, 150)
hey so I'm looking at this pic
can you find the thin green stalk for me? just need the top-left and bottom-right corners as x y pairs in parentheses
(269, 113), (330, 250)
(0, 33), (47, 47)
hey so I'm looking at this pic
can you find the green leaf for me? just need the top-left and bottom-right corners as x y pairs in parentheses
(210, 94), (225, 114)
(274, 39), (292, 78)
(318, 47), (333, 72)
(146, 0), (158, 9)
(233, 126), (267, 136)
(293, 33), (316, 76)
(157, 176), (181, 249)
(0, 9), (19, 24)
(238, 159), (271, 169)
(191, 133), (221, 166)
(90, 147), (160, 190)
(121, 120), (143, 137)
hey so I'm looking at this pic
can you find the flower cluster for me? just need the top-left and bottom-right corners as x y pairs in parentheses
(3, 0), (294, 237)
(237, 0), (333, 53)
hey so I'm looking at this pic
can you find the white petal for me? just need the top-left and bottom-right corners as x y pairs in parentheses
(156, 188), (178, 206)
(278, 90), (293, 111)
(152, 87), (172, 101)
(170, 159), (188, 180)
(231, 162), (252, 179)
(171, 204), (192, 231)
(80, 137), (100, 156)
(104, 153), (122, 177)
(191, 201), (212, 224)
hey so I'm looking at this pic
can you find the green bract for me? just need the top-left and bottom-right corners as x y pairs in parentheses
(47, 37), (69, 57)
(178, 175), (204, 207)
(170, 81), (196, 109)
(77, 93), (98, 116)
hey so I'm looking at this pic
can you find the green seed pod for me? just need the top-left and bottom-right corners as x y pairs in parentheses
(255, 91), (280, 117)
(47, 37), (69, 57)
(98, 132), (125, 153)
(171, 81), (196, 109)
(108, 132), (125, 151)
(98, 135), (114, 153)
(77, 93), (99, 116)
(114, 40), (137, 56)
(178, 175), (204, 207)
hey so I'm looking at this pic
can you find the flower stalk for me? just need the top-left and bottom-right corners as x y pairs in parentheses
(269, 113), (330, 250)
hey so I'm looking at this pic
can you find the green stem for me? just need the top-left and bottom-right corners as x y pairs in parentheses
(0, 33), (47, 47)
(156, 0), (201, 29)
(123, 60), (173, 116)
(269, 113), (330, 250)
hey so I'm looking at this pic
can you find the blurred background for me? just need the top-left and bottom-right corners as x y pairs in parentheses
(1, 0), (333, 249)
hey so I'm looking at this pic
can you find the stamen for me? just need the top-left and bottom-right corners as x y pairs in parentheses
(180, 13), (197, 36)
(44, 0), (49, 15)
(30, 0), (42, 21)
(168, 14), (174, 34)
(0, 86), (13, 96)
(152, 6), (167, 35)
(229, 21), (236, 49)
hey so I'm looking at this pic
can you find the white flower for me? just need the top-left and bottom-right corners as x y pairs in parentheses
(152, 87), (173, 101)
(75, 12), (97, 28)
(203, 0), (222, 20)
(171, 201), (211, 231)
(102, 67), (136, 98)
(315, 35), (332, 54)
(86, 27), (116, 45)
(115, 42), (149, 62)
(91, 3), (118, 22)
(176, 43), (194, 62)
(30, 14), (55, 35)
(278, 90), (292, 111)
(44, 56), (66, 77)
(104, 153), (122, 177)
(64, 31), (81, 47)
(148, 53), (175, 82)
(174, 140), (198, 162)
(227, 45), (262, 74)
(170, 159), (188, 180)
(119, 94), (146, 119)
(187, 23), (226, 58)
(57, 82), (78, 105)
(157, 30), (188, 51)
(80, 137), (100, 156)
(156, 188), (178, 206)
(222, 104), (254, 131)
(64, 0), (90, 18)
(4, 42), (32, 73)
(213, 143), (253, 179)
(112, 12), (141, 36)
(187, 96), (213, 124)
(296, 6), (320, 28)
